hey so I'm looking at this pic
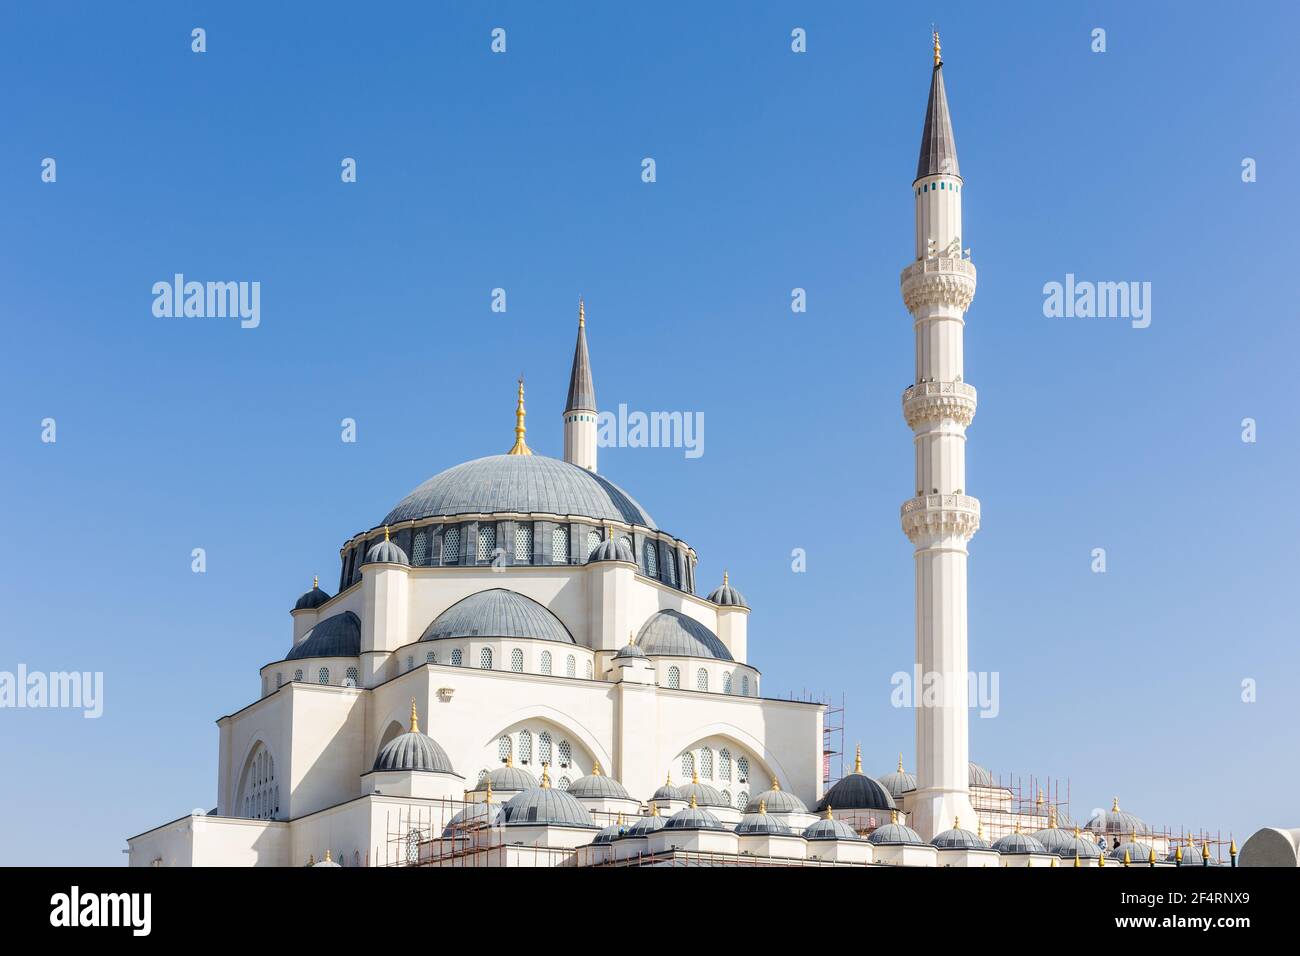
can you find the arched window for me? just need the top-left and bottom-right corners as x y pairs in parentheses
(723, 672), (733, 694)
(558, 739), (572, 768)
(412, 529), (428, 566)
(275, 672), (283, 689)
(451, 648), (463, 667)
(719, 749), (732, 781)
(558, 776), (571, 791)
(737, 756), (749, 784)
(681, 752), (695, 777)
(498, 736), (511, 762)
(514, 525), (532, 562)
(518, 730), (532, 764)
(318, 667), (329, 684)
(479, 647), (493, 669)
(406, 829), (421, 864)
(345, 666), (358, 687)
(696, 668), (708, 691)
(585, 660), (593, 679)
(294, 669), (303, 682)
(540, 651), (552, 675)
(643, 541), (658, 577)
(426, 650), (436, 665)
(539, 732), (552, 764)
(619, 535), (633, 557)
(476, 524), (496, 562)
(443, 526), (461, 564)
(510, 648), (523, 672)
(700, 747), (713, 778)
(477, 769), (489, 783)
(741, 675), (749, 696)
(585, 529), (602, 560)
(736, 790), (749, 811)
(667, 666), (680, 689)
(565, 655), (576, 678)
(721, 789), (731, 807)
(236, 743), (279, 821)
(666, 553), (678, 586)
(551, 526), (569, 563)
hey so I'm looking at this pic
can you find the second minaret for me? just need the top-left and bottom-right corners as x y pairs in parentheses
(563, 298), (598, 471)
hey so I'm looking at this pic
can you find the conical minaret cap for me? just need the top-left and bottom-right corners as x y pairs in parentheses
(565, 298), (596, 413)
(915, 34), (960, 181)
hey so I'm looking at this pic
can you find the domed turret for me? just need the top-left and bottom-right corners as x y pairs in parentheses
(1108, 833), (1156, 863)
(364, 526), (409, 566)
(736, 800), (795, 835)
(636, 610), (732, 661)
(372, 701), (456, 774)
(566, 761), (631, 801)
(867, 809), (926, 846)
(676, 771), (730, 809)
(442, 793), (502, 836)
(293, 576), (331, 611)
(707, 570), (748, 608)
(1085, 796), (1151, 837)
(624, 802), (668, 838)
(1031, 806), (1081, 857)
(650, 773), (681, 806)
(591, 537), (635, 564)
(878, 753), (918, 800)
(592, 814), (630, 844)
(286, 611), (361, 661)
(804, 807), (861, 842)
(311, 850), (341, 867)
(613, 634), (647, 660)
(664, 795), (728, 831)
(501, 765), (597, 829)
(471, 754), (537, 795)
(814, 745), (897, 814)
(931, 817), (991, 850)
(991, 822), (1047, 855)
(745, 776), (807, 815)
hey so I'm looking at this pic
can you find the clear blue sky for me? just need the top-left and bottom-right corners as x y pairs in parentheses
(1, 2), (1295, 864)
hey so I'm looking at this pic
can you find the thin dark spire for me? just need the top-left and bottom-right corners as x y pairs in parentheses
(565, 298), (596, 413)
(915, 38), (960, 182)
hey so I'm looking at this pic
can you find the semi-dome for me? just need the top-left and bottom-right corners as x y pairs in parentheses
(636, 609), (733, 661)
(383, 454), (656, 529)
(969, 762), (995, 788)
(372, 703), (456, 774)
(867, 813), (926, 846)
(814, 748), (897, 813)
(442, 801), (502, 836)
(992, 827), (1048, 855)
(736, 803), (795, 836)
(590, 538), (635, 564)
(931, 820), (990, 850)
(420, 589), (574, 644)
(502, 775), (597, 829)
(804, 810), (861, 842)
(471, 758), (537, 794)
(1085, 798), (1150, 836)
(746, 778), (807, 814)
(878, 754), (917, 800)
(664, 799), (728, 831)
(364, 528), (409, 566)
(293, 578), (331, 611)
(286, 611), (361, 661)
(566, 763), (631, 801)
(707, 571), (748, 608)
(676, 774), (730, 809)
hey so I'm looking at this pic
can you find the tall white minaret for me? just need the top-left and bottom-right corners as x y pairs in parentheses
(563, 298), (598, 471)
(900, 32), (981, 840)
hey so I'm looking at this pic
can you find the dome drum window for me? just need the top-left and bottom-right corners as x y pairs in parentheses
(476, 524), (497, 563)
(551, 525), (570, 564)
(442, 526), (461, 565)
(510, 648), (524, 672)
(513, 524), (533, 563)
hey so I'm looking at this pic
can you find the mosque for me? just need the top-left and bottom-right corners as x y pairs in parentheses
(125, 37), (1282, 868)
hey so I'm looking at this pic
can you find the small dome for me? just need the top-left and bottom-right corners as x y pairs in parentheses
(815, 748), (897, 813)
(707, 571), (748, 608)
(636, 609), (733, 661)
(1030, 823), (1081, 858)
(664, 800), (728, 832)
(878, 754), (918, 800)
(969, 762), (995, 788)
(736, 803), (795, 836)
(676, 776), (730, 809)
(472, 758), (538, 794)
(804, 811), (861, 842)
(613, 638), (647, 660)
(991, 828), (1048, 855)
(286, 611), (361, 661)
(931, 821), (991, 850)
(591, 538), (635, 564)
(1109, 839), (1156, 863)
(421, 589), (574, 645)
(372, 704), (456, 774)
(312, 851), (341, 867)
(566, 763), (631, 801)
(502, 773), (597, 829)
(293, 578), (331, 611)
(651, 776), (681, 803)
(442, 801), (502, 836)
(868, 814), (926, 846)
(1085, 798), (1150, 837)
(593, 818), (630, 844)
(1167, 839), (1210, 865)
(624, 809), (668, 838)
(364, 528), (409, 566)
(745, 777), (807, 814)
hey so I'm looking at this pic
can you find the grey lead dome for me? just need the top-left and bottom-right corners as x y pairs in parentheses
(372, 730), (456, 775)
(502, 787), (597, 829)
(636, 609), (733, 661)
(286, 611), (361, 661)
(382, 454), (656, 529)
(420, 589), (574, 644)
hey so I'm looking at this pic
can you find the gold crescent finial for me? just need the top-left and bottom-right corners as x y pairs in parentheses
(758, 798), (767, 815)
(689, 793), (698, 808)
(1149, 847), (1156, 864)
(665, 772), (672, 787)
(853, 743), (862, 774)
(897, 753), (904, 773)
(408, 698), (419, 733)
(932, 27), (941, 67)
(592, 760), (602, 776)
(506, 752), (513, 768)
(771, 776), (780, 791)
(1048, 805), (1057, 828)
(890, 809), (899, 824)
(825, 805), (833, 820)
(692, 770), (699, 785)
(1098, 851), (1105, 868)
(384, 525), (390, 541)
(507, 378), (532, 455)
(312, 575), (318, 589)
(651, 801), (660, 817)
(954, 815), (960, 830)
(540, 762), (551, 788)
(1013, 820), (1021, 833)
(1112, 796), (1120, 811)
(578, 297), (585, 329)
(723, 569), (729, 586)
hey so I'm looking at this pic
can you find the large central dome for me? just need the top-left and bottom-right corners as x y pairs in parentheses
(382, 455), (656, 529)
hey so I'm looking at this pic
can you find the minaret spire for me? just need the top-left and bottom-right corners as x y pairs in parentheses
(507, 377), (531, 455)
(900, 37), (979, 841)
(562, 297), (598, 471)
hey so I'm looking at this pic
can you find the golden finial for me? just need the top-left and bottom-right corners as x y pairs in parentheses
(825, 805), (833, 820)
(758, 799), (767, 815)
(384, 525), (390, 541)
(1122, 849), (1131, 867)
(485, 780), (492, 803)
(1013, 820), (1021, 833)
(1148, 847), (1156, 865)
(1098, 851), (1105, 868)
(1073, 852), (1080, 867)
(771, 776), (781, 791)
(578, 297), (585, 329)
(650, 801), (660, 817)
(324, 849), (332, 863)
(628, 632), (635, 646)
(616, 812), (624, 825)
(890, 809), (899, 825)
(665, 772), (672, 787)
(540, 762), (551, 788)
(312, 575), (318, 589)
(692, 770), (699, 785)
(1175, 845), (1183, 862)
(408, 697), (419, 734)
(1202, 841), (1210, 861)
(507, 378), (532, 456)
(308, 853), (315, 866)
(1048, 805), (1057, 828)
(1050, 856), (1057, 868)
(1036, 788), (1044, 808)
(954, 816), (960, 831)
(977, 819), (984, 839)
(506, 752), (513, 768)
(1230, 838), (1238, 856)
(853, 743), (862, 774)
(689, 794), (698, 809)
(1112, 796), (1120, 811)
(723, 569), (729, 586)
(1073, 825), (1081, 838)
(897, 753), (904, 773)
(592, 760), (602, 776)
(932, 28), (941, 67)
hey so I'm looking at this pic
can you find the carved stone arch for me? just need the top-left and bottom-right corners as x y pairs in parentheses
(476, 704), (613, 778)
(233, 737), (281, 821)
(661, 722), (794, 791)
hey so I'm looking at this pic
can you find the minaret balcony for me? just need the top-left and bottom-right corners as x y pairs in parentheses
(900, 257), (977, 314)
(900, 493), (981, 543)
(902, 381), (977, 428)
